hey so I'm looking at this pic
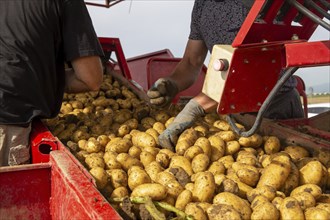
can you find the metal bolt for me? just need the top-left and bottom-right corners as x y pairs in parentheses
(243, 59), (249, 64)
(230, 105), (235, 109)
(257, 102), (262, 106)
(213, 59), (229, 71)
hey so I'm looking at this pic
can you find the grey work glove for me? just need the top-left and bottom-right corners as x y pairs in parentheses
(158, 99), (205, 151)
(147, 78), (179, 108)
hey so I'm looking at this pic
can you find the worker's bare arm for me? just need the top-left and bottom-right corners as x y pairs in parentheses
(65, 56), (103, 93)
(169, 39), (208, 92)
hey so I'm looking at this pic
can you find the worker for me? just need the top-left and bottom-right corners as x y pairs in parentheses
(147, 0), (304, 151)
(0, 0), (104, 166)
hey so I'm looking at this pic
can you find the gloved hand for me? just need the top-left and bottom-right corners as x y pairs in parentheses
(147, 78), (179, 108)
(158, 99), (205, 151)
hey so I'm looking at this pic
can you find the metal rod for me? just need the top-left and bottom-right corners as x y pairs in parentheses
(306, 0), (330, 20)
(318, 0), (330, 10)
(286, 0), (330, 31)
(227, 67), (298, 137)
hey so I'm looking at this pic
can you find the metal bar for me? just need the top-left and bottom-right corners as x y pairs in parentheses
(287, 0), (330, 31)
(318, 0), (330, 10)
(306, 0), (330, 20)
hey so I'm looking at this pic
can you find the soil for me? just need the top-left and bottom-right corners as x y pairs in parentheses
(169, 167), (190, 186)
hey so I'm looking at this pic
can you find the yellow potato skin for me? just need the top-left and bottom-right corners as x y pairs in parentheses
(131, 183), (167, 201)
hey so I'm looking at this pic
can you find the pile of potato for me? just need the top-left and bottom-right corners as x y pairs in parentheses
(44, 72), (330, 220)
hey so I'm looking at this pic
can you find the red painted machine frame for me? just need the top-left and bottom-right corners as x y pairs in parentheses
(217, 0), (330, 115)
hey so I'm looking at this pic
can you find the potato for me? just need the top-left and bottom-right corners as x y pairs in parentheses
(284, 145), (310, 162)
(208, 135), (225, 162)
(185, 182), (194, 192)
(175, 190), (193, 210)
(317, 194), (330, 203)
(162, 178), (185, 198)
(175, 140), (192, 156)
(213, 120), (231, 131)
(257, 153), (291, 190)
(131, 183), (167, 200)
(128, 145), (142, 159)
(250, 195), (270, 209)
(279, 197), (304, 220)
(291, 192), (316, 210)
(153, 122), (166, 134)
(281, 161), (300, 196)
(263, 136), (281, 154)
(191, 154), (210, 173)
(145, 128), (159, 145)
(85, 155), (105, 169)
(116, 98), (132, 109)
(315, 203), (330, 214)
(305, 207), (330, 220)
(194, 125), (208, 137)
(232, 162), (259, 187)
(116, 153), (143, 171)
(154, 111), (170, 124)
(247, 185), (277, 203)
(313, 148), (330, 166)
(165, 117), (175, 128)
(156, 171), (176, 185)
(140, 150), (156, 168)
(236, 151), (258, 166)
(290, 184), (322, 200)
(89, 167), (108, 189)
(106, 169), (128, 189)
(192, 172), (216, 203)
(169, 155), (193, 176)
(213, 192), (252, 220)
(207, 204), (242, 220)
(177, 128), (200, 145)
(208, 161), (226, 176)
(105, 138), (132, 154)
(140, 117), (156, 129)
(238, 134), (263, 148)
(145, 161), (164, 182)
(113, 109), (131, 124)
(225, 140), (240, 155)
(215, 131), (237, 142)
(219, 179), (239, 195)
(299, 160), (327, 186)
(251, 199), (279, 220)
(272, 196), (284, 210)
(110, 186), (129, 199)
(203, 113), (220, 125)
(85, 139), (102, 153)
(194, 137), (212, 159)
(97, 135), (110, 148)
(127, 166), (151, 190)
(155, 152), (170, 168)
(103, 152), (121, 170)
(184, 203), (208, 220)
(131, 131), (156, 148)
(218, 155), (234, 169)
(116, 124), (130, 137)
(121, 88), (136, 99)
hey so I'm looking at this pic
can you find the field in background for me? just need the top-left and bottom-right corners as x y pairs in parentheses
(306, 95), (330, 104)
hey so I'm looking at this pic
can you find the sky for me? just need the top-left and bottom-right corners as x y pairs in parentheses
(86, 0), (330, 92)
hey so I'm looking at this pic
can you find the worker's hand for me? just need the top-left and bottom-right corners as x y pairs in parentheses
(158, 99), (205, 151)
(147, 78), (179, 108)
